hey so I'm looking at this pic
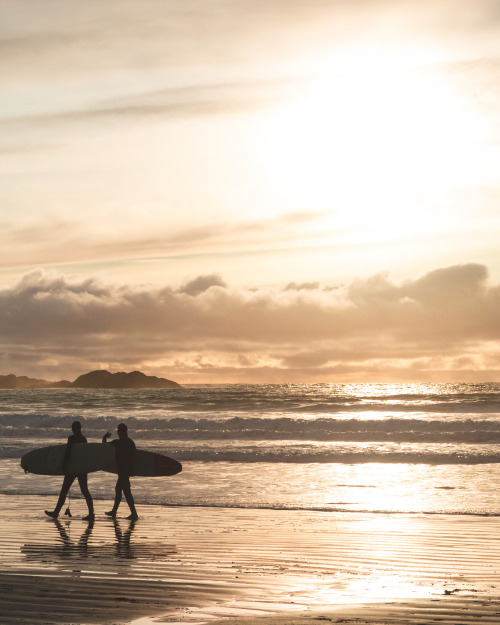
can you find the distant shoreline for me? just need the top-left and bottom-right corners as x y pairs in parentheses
(0, 369), (181, 389)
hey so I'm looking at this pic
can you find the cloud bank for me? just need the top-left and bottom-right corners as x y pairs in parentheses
(1, 263), (499, 383)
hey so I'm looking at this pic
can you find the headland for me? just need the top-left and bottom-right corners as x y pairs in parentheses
(0, 369), (181, 389)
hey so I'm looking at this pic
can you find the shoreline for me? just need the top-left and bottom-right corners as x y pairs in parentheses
(1, 494), (500, 624)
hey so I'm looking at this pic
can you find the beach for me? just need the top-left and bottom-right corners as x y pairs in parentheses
(4, 384), (500, 623)
(2, 494), (500, 624)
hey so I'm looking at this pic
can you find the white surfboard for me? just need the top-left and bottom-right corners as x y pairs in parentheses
(21, 443), (115, 475)
(102, 448), (182, 477)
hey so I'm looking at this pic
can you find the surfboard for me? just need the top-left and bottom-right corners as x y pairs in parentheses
(102, 449), (182, 477)
(21, 443), (115, 476)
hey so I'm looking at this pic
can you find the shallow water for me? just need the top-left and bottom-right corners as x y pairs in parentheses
(3, 383), (500, 515)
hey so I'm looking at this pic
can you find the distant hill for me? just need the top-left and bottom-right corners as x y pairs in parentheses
(0, 374), (62, 389)
(0, 370), (181, 389)
(71, 370), (181, 389)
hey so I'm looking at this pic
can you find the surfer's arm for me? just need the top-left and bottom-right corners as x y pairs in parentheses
(102, 431), (111, 443)
(62, 437), (73, 474)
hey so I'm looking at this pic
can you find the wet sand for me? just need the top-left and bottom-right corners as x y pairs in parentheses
(1, 494), (500, 624)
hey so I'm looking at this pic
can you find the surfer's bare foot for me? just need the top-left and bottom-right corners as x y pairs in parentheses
(45, 510), (58, 519)
(82, 514), (95, 521)
(126, 513), (139, 521)
(105, 510), (116, 518)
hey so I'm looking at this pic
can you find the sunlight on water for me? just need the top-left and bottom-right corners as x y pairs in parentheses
(6, 460), (500, 516)
(318, 576), (438, 602)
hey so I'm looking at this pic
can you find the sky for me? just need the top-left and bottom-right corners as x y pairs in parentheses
(1, 0), (500, 384)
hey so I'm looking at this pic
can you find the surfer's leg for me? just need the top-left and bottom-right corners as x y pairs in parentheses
(77, 473), (94, 519)
(46, 475), (75, 517)
(106, 477), (123, 517)
(122, 476), (138, 520)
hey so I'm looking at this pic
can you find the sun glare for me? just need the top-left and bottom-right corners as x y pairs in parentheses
(261, 50), (490, 242)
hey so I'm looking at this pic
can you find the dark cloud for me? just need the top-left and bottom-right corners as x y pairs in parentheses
(1, 263), (499, 382)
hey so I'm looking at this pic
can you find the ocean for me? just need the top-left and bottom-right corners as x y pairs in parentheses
(2, 382), (500, 516)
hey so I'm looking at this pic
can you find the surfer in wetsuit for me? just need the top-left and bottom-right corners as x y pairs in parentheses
(102, 423), (139, 520)
(45, 420), (95, 521)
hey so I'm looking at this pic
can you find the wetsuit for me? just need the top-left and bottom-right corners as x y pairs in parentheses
(110, 436), (137, 515)
(53, 432), (94, 516)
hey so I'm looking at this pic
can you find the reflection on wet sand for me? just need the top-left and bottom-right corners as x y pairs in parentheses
(22, 517), (177, 569)
(112, 517), (136, 558)
(12, 516), (186, 624)
(5, 495), (500, 625)
(54, 517), (94, 554)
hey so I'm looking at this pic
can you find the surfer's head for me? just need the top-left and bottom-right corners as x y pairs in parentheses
(71, 420), (82, 433)
(117, 423), (128, 437)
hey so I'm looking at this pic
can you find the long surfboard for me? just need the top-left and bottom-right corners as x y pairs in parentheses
(21, 443), (115, 476)
(102, 448), (182, 477)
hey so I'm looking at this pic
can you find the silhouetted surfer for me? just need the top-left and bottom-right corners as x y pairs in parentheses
(102, 423), (139, 520)
(45, 420), (95, 520)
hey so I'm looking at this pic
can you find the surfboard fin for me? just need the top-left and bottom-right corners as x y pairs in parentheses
(64, 507), (72, 518)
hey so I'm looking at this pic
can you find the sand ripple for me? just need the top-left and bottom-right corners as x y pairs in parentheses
(1, 495), (500, 624)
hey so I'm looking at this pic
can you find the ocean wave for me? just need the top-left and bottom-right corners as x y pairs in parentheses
(168, 449), (500, 465)
(0, 487), (498, 517)
(6, 440), (500, 464)
(2, 384), (500, 418)
(2, 414), (500, 444)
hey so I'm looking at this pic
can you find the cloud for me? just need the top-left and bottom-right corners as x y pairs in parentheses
(180, 274), (227, 296)
(0, 210), (324, 272)
(5, 0), (498, 91)
(1, 79), (297, 131)
(1, 263), (499, 382)
(403, 263), (488, 304)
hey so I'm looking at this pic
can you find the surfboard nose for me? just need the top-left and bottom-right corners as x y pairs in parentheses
(153, 454), (182, 477)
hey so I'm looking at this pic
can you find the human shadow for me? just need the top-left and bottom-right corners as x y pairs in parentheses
(22, 517), (177, 567)
(22, 517), (95, 562)
(108, 517), (177, 560)
(54, 517), (94, 555)
(16, 517), (180, 625)
(112, 517), (136, 559)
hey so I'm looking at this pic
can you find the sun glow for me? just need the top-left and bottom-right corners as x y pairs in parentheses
(261, 51), (490, 242)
